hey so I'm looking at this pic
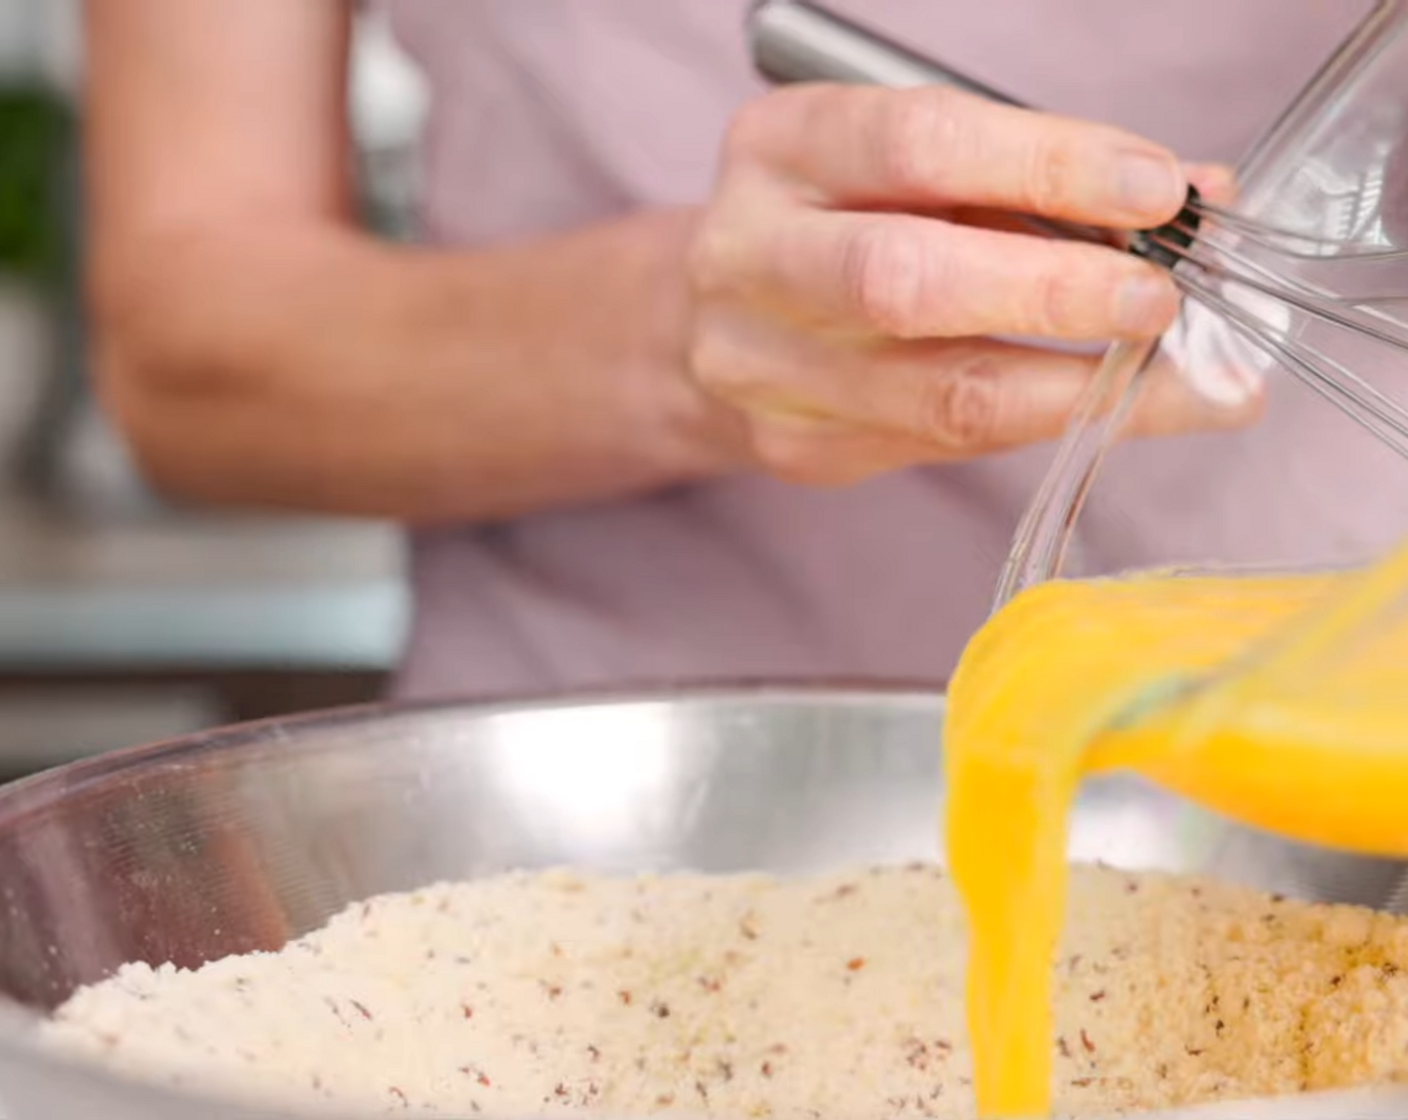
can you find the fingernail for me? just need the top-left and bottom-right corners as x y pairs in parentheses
(1117, 152), (1184, 217)
(1116, 274), (1177, 336)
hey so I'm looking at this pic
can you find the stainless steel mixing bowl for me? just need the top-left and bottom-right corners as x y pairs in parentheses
(0, 686), (1403, 1120)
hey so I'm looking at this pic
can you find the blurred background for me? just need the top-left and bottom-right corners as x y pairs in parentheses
(0, 0), (428, 777)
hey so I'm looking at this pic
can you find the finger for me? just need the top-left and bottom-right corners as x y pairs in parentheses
(826, 338), (1114, 453)
(744, 372), (1263, 487)
(936, 166), (1239, 238)
(754, 209), (1181, 342)
(733, 84), (1187, 228)
(943, 205), (1070, 239)
(742, 411), (946, 486)
(1121, 347), (1266, 437)
(710, 324), (1261, 466)
(1183, 162), (1240, 207)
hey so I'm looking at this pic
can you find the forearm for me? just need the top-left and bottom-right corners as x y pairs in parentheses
(93, 207), (738, 523)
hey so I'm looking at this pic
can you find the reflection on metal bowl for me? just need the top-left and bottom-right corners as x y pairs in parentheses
(0, 686), (1404, 1119)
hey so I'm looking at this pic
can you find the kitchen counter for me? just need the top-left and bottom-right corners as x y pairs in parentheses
(0, 288), (408, 673)
(0, 489), (407, 766)
(0, 497), (408, 671)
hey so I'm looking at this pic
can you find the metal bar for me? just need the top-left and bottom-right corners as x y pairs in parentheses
(748, 0), (1022, 103)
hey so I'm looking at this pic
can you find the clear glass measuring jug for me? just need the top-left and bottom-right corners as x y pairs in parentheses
(997, 0), (1408, 601)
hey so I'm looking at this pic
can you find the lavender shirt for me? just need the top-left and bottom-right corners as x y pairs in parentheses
(382, 0), (1396, 701)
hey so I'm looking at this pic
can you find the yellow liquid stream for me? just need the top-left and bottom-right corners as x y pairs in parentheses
(945, 542), (1408, 1118)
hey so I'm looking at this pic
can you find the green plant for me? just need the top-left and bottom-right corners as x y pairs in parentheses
(0, 85), (73, 290)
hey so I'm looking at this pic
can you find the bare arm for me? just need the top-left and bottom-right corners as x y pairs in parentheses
(84, 0), (735, 524)
(87, 2), (1245, 526)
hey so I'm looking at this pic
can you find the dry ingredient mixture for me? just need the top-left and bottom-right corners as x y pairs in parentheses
(41, 862), (1408, 1119)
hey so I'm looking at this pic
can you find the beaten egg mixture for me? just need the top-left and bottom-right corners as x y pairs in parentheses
(947, 541), (1408, 1116)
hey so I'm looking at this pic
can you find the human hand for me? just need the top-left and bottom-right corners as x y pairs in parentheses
(686, 84), (1256, 485)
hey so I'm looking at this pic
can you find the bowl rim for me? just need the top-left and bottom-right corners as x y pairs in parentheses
(0, 679), (947, 830)
(0, 680), (946, 1119)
